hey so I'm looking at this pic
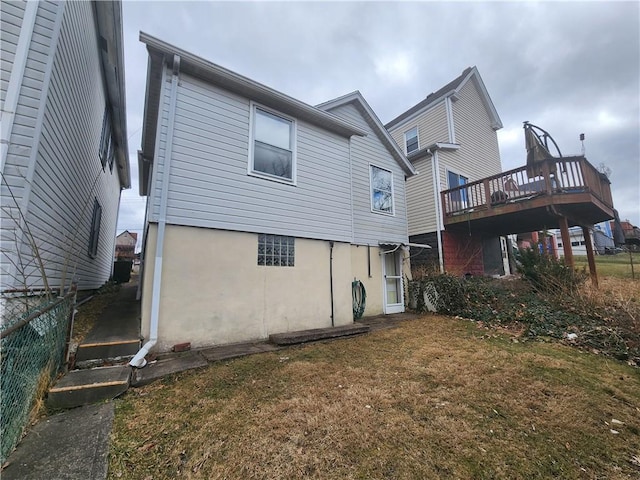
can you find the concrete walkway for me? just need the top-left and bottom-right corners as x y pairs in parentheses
(2, 284), (419, 479)
(2, 403), (114, 480)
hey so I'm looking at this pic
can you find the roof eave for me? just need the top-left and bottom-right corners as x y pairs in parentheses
(93, 0), (130, 189)
(317, 92), (417, 177)
(466, 68), (503, 130)
(139, 32), (367, 140)
(407, 142), (461, 163)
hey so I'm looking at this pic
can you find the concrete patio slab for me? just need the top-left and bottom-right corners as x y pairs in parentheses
(131, 352), (208, 387)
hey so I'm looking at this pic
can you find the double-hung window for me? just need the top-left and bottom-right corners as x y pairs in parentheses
(107, 136), (115, 172)
(250, 105), (296, 183)
(405, 126), (418, 154)
(370, 165), (394, 215)
(88, 198), (102, 258)
(99, 107), (111, 170)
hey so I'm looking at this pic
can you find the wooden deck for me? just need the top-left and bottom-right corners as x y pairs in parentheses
(441, 156), (615, 235)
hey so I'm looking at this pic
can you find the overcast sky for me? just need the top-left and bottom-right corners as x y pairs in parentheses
(117, 1), (640, 247)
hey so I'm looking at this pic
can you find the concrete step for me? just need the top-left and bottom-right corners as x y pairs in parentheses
(269, 324), (370, 346)
(47, 366), (130, 410)
(75, 339), (140, 362)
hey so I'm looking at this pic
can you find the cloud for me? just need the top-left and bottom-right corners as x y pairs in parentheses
(374, 51), (415, 84)
(118, 1), (640, 235)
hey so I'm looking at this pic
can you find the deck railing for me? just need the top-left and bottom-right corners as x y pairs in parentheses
(441, 157), (613, 217)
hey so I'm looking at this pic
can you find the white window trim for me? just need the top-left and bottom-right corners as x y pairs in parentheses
(247, 101), (297, 186)
(404, 126), (419, 155)
(445, 96), (456, 144)
(369, 163), (395, 216)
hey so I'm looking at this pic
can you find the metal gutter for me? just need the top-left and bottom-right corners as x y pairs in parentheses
(139, 32), (367, 144)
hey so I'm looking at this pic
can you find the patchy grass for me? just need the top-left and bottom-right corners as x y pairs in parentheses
(574, 253), (640, 279)
(109, 317), (640, 479)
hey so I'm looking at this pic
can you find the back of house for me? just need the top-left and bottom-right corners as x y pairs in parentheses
(1, 0), (130, 294)
(385, 66), (509, 276)
(136, 34), (416, 352)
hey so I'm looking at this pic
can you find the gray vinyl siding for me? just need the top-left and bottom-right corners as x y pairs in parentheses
(389, 102), (450, 154)
(1, 1), (58, 289)
(1, 1), (56, 207)
(324, 102), (409, 245)
(150, 71), (353, 242)
(444, 80), (502, 183)
(0, 1), (27, 106)
(1, 1), (123, 291)
(406, 156), (437, 236)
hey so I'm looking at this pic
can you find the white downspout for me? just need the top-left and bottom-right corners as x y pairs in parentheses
(130, 54), (180, 368)
(430, 149), (445, 273)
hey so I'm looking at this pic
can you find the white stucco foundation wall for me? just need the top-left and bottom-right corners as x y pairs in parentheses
(349, 245), (411, 317)
(141, 224), (353, 351)
(350, 245), (384, 316)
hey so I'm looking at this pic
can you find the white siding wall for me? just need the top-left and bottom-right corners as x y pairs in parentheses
(325, 102), (409, 245)
(405, 156), (436, 236)
(1, 1), (123, 291)
(1, 1), (56, 212)
(149, 71), (354, 242)
(0, 1), (27, 106)
(389, 102), (450, 154)
(442, 80), (502, 185)
(1, 1), (59, 289)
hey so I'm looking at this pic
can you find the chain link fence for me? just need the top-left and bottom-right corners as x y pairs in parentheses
(1, 288), (76, 464)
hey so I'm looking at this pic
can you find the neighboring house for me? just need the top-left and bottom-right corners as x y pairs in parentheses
(613, 219), (640, 247)
(115, 230), (138, 261)
(1, 1), (130, 293)
(135, 34), (416, 354)
(555, 223), (615, 256)
(385, 66), (509, 276)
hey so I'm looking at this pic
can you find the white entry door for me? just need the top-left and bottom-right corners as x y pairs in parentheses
(500, 236), (511, 275)
(383, 251), (405, 314)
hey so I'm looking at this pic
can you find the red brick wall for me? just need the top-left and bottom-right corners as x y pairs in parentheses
(442, 231), (484, 276)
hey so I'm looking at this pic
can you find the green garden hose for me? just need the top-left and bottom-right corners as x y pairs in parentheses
(352, 280), (366, 320)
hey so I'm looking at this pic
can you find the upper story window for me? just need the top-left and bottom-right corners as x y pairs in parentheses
(107, 136), (115, 173)
(370, 165), (394, 215)
(99, 107), (112, 170)
(249, 105), (296, 183)
(88, 198), (102, 258)
(405, 126), (418, 154)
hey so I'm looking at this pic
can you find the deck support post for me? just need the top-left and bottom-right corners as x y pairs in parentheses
(582, 226), (598, 288)
(558, 216), (574, 268)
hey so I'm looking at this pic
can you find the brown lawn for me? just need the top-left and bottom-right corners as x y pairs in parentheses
(109, 315), (640, 479)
